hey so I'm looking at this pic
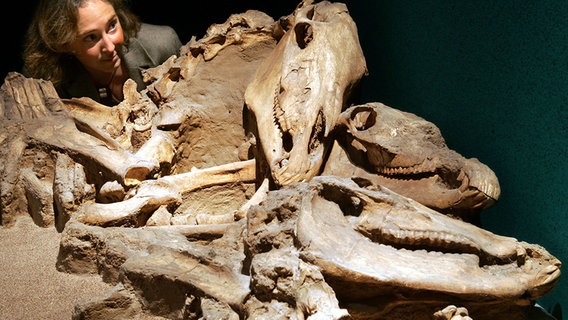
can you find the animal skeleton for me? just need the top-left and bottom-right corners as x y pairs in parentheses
(0, 1), (560, 319)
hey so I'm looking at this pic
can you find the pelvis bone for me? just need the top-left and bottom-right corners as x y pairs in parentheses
(244, 0), (367, 186)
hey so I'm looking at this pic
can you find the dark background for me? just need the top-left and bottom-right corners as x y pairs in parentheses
(4, 1), (566, 317)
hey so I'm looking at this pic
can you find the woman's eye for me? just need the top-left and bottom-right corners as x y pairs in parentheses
(108, 19), (118, 32)
(84, 34), (98, 42)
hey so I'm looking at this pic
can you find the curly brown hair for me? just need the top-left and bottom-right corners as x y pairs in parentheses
(22, 0), (141, 88)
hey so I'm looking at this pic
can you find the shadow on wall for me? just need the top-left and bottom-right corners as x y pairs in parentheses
(551, 303), (562, 320)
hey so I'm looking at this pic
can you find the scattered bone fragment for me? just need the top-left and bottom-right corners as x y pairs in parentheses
(134, 129), (176, 169)
(20, 168), (54, 227)
(146, 205), (173, 226)
(98, 180), (125, 204)
(234, 177), (269, 221)
(433, 305), (473, 320)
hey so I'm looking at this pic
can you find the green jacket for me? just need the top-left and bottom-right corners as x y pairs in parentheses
(60, 23), (182, 103)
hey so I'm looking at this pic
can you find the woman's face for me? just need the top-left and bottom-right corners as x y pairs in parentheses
(67, 0), (124, 76)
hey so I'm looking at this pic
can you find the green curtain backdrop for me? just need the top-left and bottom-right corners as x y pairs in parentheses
(346, 1), (566, 316)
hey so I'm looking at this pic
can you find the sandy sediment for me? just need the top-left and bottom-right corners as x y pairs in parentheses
(0, 215), (113, 320)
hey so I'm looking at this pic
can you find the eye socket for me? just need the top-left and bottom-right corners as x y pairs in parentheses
(294, 22), (313, 49)
(351, 107), (376, 131)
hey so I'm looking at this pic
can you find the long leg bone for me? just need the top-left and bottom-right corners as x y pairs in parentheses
(75, 160), (256, 227)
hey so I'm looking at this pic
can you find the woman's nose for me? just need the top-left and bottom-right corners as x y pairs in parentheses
(101, 34), (116, 52)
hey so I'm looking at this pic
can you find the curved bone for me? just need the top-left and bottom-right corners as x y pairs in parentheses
(25, 115), (159, 187)
(244, 1), (367, 186)
(135, 129), (176, 167)
(0, 74), (160, 187)
(63, 97), (127, 139)
(75, 160), (256, 227)
(234, 177), (269, 220)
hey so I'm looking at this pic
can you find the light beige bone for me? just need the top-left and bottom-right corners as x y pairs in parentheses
(25, 115), (159, 186)
(0, 75), (160, 188)
(135, 129), (176, 167)
(324, 103), (501, 219)
(294, 176), (561, 305)
(433, 305), (472, 320)
(75, 159), (256, 227)
(244, 0), (367, 186)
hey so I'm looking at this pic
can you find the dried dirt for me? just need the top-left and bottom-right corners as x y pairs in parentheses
(0, 215), (113, 320)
